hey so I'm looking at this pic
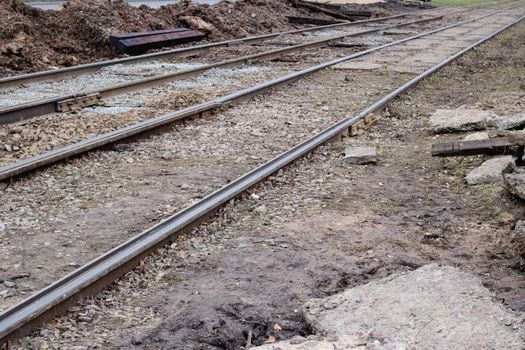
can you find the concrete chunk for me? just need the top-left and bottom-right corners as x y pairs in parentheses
(504, 171), (525, 200)
(430, 108), (496, 133)
(343, 146), (377, 165)
(466, 156), (515, 185)
(302, 264), (524, 349)
(462, 131), (489, 141)
(333, 61), (382, 71)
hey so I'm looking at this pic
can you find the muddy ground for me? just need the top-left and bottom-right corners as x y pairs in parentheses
(0, 0), (417, 76)
(13, 17), (525, 350)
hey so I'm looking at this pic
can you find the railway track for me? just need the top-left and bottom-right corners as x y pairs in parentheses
(0, 2), (523, 347)
(0, 4), (506, 124)
(0, 4), (520, 181)
(0, 1), (507, 92)
(0, 10), (424, 90)
(0, 15), (443, 124)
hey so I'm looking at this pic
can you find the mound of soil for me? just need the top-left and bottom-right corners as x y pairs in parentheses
(0, 0), (404, 77)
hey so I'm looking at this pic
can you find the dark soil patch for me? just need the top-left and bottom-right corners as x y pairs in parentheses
(115, 214), (419, 349)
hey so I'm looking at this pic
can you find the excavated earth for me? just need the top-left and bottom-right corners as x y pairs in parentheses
(6, 15), (525, 350)
(0, 0), (416, 76)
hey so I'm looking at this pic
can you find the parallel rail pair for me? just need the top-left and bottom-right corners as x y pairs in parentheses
(0, 10), (423, 90)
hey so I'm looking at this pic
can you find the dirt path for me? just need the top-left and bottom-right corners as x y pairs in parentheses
(10, 15), (525, 350)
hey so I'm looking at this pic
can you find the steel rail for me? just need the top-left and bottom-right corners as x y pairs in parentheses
(0, 4), (521, 182)
(0, 9), (522, 346)
(0, 11), (421, 91)
(0, 16), (443, 124)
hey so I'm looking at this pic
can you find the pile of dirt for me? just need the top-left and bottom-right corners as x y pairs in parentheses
(0, 0), (406, 77)
(0, 0), (306, 76)
(0, 0), (128, 75)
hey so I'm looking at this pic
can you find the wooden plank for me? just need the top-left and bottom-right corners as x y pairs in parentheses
(303, 2), (372, 17)
(431, 137), (523, 157)
(342, 10), (372, 18)
(109, 28), (188, 46)
(115, 30), (205, 54)
(329, 42), (367, 48)
(286, 15), (344, 25)
(290, 0), (357, 21)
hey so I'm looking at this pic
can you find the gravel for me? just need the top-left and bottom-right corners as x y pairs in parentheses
(0, 63), (290, 166)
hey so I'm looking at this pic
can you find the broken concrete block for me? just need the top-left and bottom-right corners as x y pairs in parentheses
(466, 155), (515, 185)
(504, 171), (525, 200)
(343, 146), (377, 165)
(429, 108), (496, 133)
(463, 131), (489, 141)
(303, 264), (524, 349)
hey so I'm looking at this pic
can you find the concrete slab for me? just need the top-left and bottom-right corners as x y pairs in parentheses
(375, 55), (408, 64)
(388, 63), (429, 74)
(462, 131), (489, 141)
(466, 156), (515, 185)
(429, 108), (496, 133)
(303, 264), (525, 349)
(413, 51), (453, 60)
(385, 64), (427, 74)
(343, 146), (377, 164)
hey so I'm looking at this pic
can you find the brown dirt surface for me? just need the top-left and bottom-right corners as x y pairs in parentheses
(0, 0), (408, 77)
